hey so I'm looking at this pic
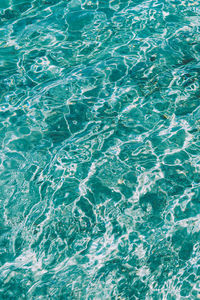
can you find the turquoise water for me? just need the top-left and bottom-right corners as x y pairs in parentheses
(1, 0), (200, 299)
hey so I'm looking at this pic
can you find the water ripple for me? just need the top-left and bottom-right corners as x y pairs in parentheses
(1, 0), (200, 299)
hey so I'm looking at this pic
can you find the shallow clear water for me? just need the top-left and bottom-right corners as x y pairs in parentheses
(1, 0), (200, 299)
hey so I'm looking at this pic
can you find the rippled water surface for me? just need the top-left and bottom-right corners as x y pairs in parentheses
(1, 0), (200, 299)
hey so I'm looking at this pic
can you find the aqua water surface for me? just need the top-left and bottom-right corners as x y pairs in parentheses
(1, 0), (200, 299)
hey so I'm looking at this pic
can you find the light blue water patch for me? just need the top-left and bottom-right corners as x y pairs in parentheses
(1, 0), (200, 299)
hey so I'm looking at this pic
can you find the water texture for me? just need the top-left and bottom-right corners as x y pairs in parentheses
(1, 0), (200, 299)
